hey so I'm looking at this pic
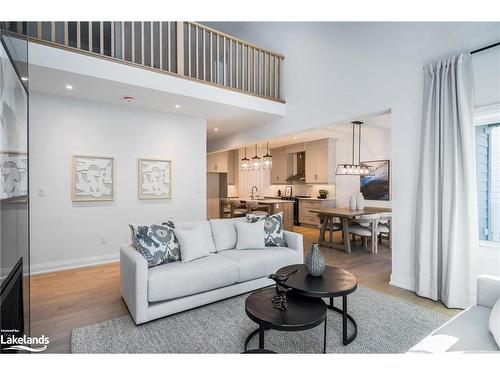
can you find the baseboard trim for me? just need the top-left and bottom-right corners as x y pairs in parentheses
(30, 253), (119, 275)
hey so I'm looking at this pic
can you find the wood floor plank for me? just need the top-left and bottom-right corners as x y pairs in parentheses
(30, 226), (460, 353)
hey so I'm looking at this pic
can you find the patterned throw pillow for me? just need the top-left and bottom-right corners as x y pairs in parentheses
(129, 223), (180, 267)
(246, 212), (286, 247)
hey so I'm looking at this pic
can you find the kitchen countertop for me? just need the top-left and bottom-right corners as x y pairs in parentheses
(264, 196), (335, 201)
(296, 197), (336, 201)
(240, 198), (294, 204)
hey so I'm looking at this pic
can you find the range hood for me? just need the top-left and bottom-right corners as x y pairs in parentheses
(286, 151), (306, 183)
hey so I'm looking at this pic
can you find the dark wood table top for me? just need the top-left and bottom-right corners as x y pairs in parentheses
(278, 264), (358, 298)
(245, 288), (327, 331)
(309, 206), (391, 218)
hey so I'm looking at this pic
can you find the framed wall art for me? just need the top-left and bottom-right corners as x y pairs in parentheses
(360, 160), (390, 201)
(72, 155), (115, 202)
(138, 158), (172, 199)
(0, 151), (28, 199)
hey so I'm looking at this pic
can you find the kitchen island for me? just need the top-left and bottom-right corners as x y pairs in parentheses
(221, 198), (294, 231)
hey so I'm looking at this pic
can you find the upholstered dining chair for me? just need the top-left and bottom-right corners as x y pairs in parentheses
(246, 200), (270, 216)
(378, 211), (391, 249)
(348, 213), (381, 253)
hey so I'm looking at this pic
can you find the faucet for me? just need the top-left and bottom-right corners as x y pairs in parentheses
(251, 186), (258, 199)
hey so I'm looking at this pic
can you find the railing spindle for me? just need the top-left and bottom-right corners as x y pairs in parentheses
(195, 25), (199, 78)
(150, 22), (154, 67)
(202, 30), (206, 81)
(209, 31), (213, 82)
(216, 35), (220, 84)
(167, 22), (171, 71)
(223, 36), (226, 86)
(51, 22), (56, 42)
(236, 42), (239, 89)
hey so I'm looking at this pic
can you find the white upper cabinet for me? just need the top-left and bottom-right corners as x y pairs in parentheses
(305, 138), (336, 184)
(207, 151), (228, 173)
(270, 147), (289, 184)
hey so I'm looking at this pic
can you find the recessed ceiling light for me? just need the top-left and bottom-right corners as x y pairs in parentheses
(258, 144), (263, 147)
(293, 136), (298, 140)
(213, 128), (219, 132)
(21, 76), (28, 82)
(65, 84), (73, 90)
(123, 96), (135, 102)
(175, 104), (180, 109)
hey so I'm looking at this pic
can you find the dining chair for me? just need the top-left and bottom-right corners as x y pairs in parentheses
(246, 200), (270, 216)
(378, 211), (391, 249)
(319, 216), (343, 244)
(348, 213), (381, 253)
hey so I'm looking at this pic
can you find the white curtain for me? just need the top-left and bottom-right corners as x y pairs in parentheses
(415, 53), (478, 309)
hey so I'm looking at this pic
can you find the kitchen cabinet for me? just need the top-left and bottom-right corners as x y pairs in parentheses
(207, 151), (228, 173)
(298, 198), (336, 226)
(269, 147), (291, 185)
(305, 138), (336, 184)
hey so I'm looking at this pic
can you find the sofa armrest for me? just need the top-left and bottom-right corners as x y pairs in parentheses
(477, 275), (500, 308)
(284, 230), (304, 261)
(120, 244), (149, 324)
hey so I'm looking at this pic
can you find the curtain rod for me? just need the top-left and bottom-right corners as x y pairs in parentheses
(471, 41), (500, 55)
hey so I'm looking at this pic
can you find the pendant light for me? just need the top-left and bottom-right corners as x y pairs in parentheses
(240, 146), (250, 171)
(262, 141), (272, 170)
(335, 121), (375, 176)
(251, 144), (261, 171)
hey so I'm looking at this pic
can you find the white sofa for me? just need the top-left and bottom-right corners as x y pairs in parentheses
(409, 275), (500, 353)
(120, 218), (304, 324)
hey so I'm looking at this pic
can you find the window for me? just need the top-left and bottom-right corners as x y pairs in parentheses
(476, 122), (500, 242)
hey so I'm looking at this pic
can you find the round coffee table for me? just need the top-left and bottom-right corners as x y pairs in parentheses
(277, 264), (358, 345)
(244, 288), (327, 353)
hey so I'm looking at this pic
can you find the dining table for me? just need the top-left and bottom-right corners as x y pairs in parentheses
(309, 207), (392, 254)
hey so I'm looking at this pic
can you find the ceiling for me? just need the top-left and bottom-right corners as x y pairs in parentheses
(28, 64), (282, 142)
(261, 112), (391, 149)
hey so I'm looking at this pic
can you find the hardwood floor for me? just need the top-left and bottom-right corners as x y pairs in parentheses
(30, 225), (460, 353)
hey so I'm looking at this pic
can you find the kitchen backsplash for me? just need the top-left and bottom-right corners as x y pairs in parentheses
(264, 184), (336, 198)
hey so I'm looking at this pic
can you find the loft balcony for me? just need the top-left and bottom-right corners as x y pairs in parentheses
(3, 21), (285, 103)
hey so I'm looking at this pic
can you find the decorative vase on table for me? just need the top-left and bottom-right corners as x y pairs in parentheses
(349, 195), (357, 211)
(305, 243), (326, 277)
(356, 193), (365, 210)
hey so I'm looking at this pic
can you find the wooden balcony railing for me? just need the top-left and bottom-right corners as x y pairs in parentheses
(3, 21), (285, 102)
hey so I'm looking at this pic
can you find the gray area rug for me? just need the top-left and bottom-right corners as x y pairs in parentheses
(71, 286), (448, 353)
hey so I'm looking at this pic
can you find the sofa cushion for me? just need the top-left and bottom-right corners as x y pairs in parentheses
(209, 217), (246, 252)
(170, 221), (216, 253)
(173, 224), (210, 263)
(218, 247), (302, 282)
(490, 298), (500, 348)
(247, 212), (286, 247)
(235, 221), (265, 250)
(129, 223), (180, 267)
(410, 306), (499, 353)
(147, 254), (238, 302)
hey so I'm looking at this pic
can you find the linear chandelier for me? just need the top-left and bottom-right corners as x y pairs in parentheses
(335, 121), (375, 176)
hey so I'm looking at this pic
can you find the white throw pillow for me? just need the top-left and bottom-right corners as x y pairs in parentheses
(173, 221), (216, 253)
(209, 217), (246, 252)
(235, 221), (265, 250)
(490, 298), (500, 348)
(173, 224), (210, 263)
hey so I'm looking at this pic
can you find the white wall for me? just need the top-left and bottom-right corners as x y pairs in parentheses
(205, 22), (500, 290)
(29, 93), (207, 273)
(334, 125), (391, 208)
